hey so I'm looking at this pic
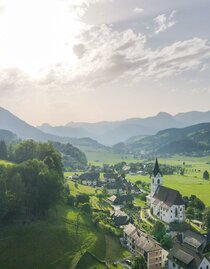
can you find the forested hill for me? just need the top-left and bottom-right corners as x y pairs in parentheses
(51, 141), (88, 170)
(0, 139), (88, 171)
(116, 122), (210, 156)
(0, 129), (17, 143)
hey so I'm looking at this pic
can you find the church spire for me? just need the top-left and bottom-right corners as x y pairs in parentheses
(152, 158), (162, 177)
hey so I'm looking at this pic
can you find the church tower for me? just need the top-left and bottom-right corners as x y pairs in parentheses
(151, 158), (163, 196)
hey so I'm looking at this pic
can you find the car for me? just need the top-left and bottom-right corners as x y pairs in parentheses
(125, 259), (132, 265)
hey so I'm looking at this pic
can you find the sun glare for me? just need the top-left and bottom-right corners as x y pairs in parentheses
(0, 0), (80, 77)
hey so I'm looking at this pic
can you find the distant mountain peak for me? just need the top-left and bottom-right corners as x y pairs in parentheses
(156, 112), (173, 118)
(38, 123), (52, 128)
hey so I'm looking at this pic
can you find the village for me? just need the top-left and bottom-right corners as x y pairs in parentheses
(67, 159), (210, 269)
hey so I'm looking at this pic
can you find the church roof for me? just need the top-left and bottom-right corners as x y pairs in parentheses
(152, 158), (162, 177)
(153, 185), (184, 206)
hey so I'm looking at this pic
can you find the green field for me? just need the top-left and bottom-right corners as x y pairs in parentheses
(84, 150), (139, 166)
(128, 173), (210, 207)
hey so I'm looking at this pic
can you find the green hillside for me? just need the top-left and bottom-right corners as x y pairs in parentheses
(0, 204), (127, 269)
(125, 122), (210, 156)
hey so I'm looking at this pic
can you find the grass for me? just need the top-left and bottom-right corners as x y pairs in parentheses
(133, 197), (146, 207)
(128, 173), (210, 206)
(90, 196), (111, 211)
(0, 160), (14, 166)
(85, 150), (139, 166)
(68, 181), (100, 197)
(0, 204), (126, 269)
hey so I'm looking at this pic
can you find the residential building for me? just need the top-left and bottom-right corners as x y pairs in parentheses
(123, 223), (168, 269)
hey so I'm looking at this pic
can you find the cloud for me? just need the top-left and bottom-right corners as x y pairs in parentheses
(133, 7), (144, 14)
(40, 25), (210, 89)
(154, 10), (176, 34)
(70, 0), (114, 17)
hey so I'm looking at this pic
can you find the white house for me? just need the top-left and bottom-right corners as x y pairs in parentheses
(149, 159), (185, 224)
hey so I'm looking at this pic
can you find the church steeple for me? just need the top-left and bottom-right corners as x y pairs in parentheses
(152, 158), (162, 177)
(151, 158), (163, 196)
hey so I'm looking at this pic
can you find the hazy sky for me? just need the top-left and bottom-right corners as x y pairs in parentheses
(0, 0), (210, 125)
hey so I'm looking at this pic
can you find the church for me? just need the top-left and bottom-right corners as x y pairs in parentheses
(148, 159), (185, 224)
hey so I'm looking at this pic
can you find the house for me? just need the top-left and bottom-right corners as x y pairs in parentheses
(111, 210), (130, 226)
(123, 223), (168, 269)
(103, 172), (118, 183)
(79, 172), (99, 186)
(108, 195), (117, 204)
(114, 194), (134, 206)
(168, 230), (210, 269)
(149, 159), (185, 224)
(106, 179), (126, 194)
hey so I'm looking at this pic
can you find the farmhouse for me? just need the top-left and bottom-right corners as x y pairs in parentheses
(79, 172), (99, 186)
(108, 194), (134, 206)
(149, 159), (185, 224)
(168, 231), (210, 269)
(123, 223), (168, 269)
(111, 210), (130, 226)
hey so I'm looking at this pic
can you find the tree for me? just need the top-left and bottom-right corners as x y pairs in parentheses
(132, 256), (147, 269)
(203, 207), (210, 231)
(186, 207), (194, 220)
(80, 202), (91, 215)
(0, 140), (7, 160)
(67, 195), (75, 206)
(161, 235), (172, 250)
(203, 170), (209, 180)
(152, 221), (166, 241)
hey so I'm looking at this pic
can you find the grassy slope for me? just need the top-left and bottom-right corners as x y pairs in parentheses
(0, 177), (126, 269)
(0, 204), (126, 269)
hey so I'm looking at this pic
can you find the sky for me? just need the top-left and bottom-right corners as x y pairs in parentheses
(0, 0), (210, 126)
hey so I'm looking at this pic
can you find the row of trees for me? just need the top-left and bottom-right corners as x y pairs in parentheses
(0, 140), (64, 223)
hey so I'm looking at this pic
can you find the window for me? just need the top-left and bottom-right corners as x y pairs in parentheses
(173, 263), (175, 268)
(157, 179), (160, 184)
(175, 208), (178, 217)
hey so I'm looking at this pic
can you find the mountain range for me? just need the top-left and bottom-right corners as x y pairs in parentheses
(0, 107), (107, 151)
(122, 122), (210, 156)
(1, 107), (210, 155)
(38, 111), (210, 145)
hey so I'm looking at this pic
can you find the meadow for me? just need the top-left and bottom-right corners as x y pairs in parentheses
(131, 174), (210, 206)
(0, 203), (127, 269)
(84, 150), (138, 166)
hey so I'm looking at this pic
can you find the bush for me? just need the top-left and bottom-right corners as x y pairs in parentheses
(75, 194), (90, 205)
(67, 195), (75, 206)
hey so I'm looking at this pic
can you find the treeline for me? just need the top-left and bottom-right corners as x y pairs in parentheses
(0, 140), (64, 224)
